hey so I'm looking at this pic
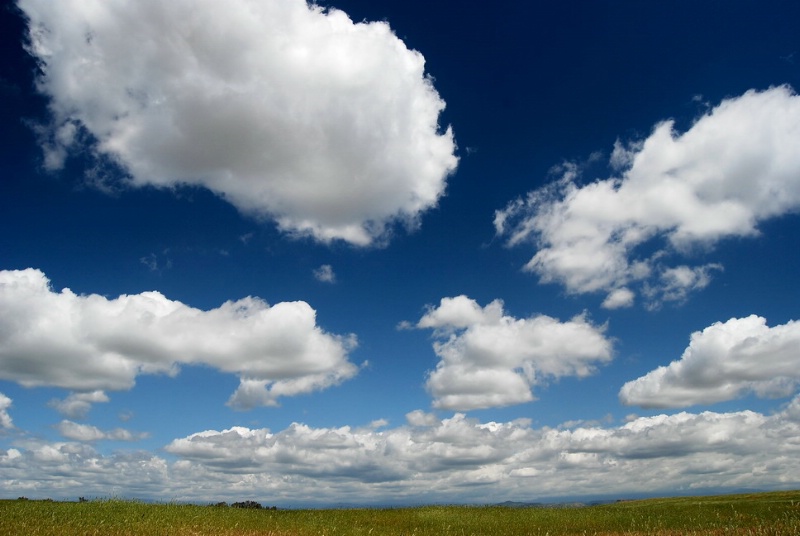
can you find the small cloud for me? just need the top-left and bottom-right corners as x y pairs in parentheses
(48, 391), (110, 419)
(55, 420), (148, 442)
(140, 253), (158, 271)
(601, 288), (635, 309)
(239, 232), (254, 245)
(367, 419), (389, 430)
(405, 409), (439, 427)
(140, 251), (172, 272)
(643, 264), (722, 309)
(313, 264), (336, 283)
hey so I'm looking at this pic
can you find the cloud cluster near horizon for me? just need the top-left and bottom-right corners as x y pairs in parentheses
(2, 269), (800, 501)
(55, 420), (148, 442)
(0, 269), (358, 411)
(416, 296), (612, 410)
(495, 86), (800, 308)
(2, 400), (799, 504)
(19, 0), (457, 246)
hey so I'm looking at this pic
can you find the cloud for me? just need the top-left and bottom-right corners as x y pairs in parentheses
(416, 296), (612, 410)
(601, 287), (635, 310)
(0, 393), (12, 428)
(4, 402), (800, 504)
(417, 295), (504, 331)
(48, 391), (110, 419)
(313, 264), (336, 284)
(495, 86), (800, 308)
(139, 252), (172, 273)
(405, 409), (440, 427)
(19, 0), (458, 246)
(620, 315), (800, 408)
(0, 268), (358, 409)
(55, 420), (148, 442)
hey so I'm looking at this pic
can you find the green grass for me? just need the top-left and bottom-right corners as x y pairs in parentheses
(1, 490), (798, 535)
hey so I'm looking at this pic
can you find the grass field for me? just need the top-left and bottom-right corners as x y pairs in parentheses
(1, 490), (798, 535)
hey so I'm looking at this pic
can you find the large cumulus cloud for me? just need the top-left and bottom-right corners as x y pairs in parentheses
(495, 86), (800, 308)
(19, 0), (458, 245)
(415, 296), (612, 410)
(0, 269), (358, 409)
(620, 315), (800, 408)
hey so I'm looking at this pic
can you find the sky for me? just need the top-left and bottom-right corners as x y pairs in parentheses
(1, 0), (800, 507)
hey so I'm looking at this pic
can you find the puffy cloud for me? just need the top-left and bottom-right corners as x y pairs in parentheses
(644, 264), (723, 306)
(4, 402), (800, 504)
(166, 423), (404, 482)
(417, 295), (504, 331)
(55, 420), (148, 442)
(19, 0), (457, 246)
(620, 315), (800, 408)
(405, 409), (440, 427)
(416, 296), (612, 410)
(0, 393), (12, 428)
(163, 414), (527, 482)
(0, 269), (358, 409)
(601, 287), (635, 310)
(313, 264), (336, 284)
(0, 442), (172, 499)
(495, 86), (800, 307)
(48, 391), (109, 419)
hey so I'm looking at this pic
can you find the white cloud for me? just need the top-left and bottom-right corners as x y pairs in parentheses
(48, 391), (109, 419)
(495, 86), (800, 307)
(313, 264), (336, 284)
(139, 252), (171, 273)
(405, 409), (440, 427)
(417, 295), (504, 331)
(620, 315), (800, 408)
(601, 287), (635, 310)
(643, 264), (722, 307)
(4, 402), (800, 504)
(19, 0), (458, 246)
(55, 420), (147, 442)
(416, 296), (612, 410)
(0, 393), (12, 428)
(0, 268), (358, 409)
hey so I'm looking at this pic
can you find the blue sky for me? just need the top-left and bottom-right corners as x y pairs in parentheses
(1, 0), (800, 506)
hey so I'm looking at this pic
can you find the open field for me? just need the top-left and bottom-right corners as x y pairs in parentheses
(1, 490), (798, 535)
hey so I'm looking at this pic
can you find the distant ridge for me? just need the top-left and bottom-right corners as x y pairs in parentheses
(494, 500), (612, 508)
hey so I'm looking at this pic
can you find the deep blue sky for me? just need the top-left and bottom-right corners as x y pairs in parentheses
(1, 0), (800, 506)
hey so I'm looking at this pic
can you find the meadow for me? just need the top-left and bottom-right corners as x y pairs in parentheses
(1, 490), (798, 535)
